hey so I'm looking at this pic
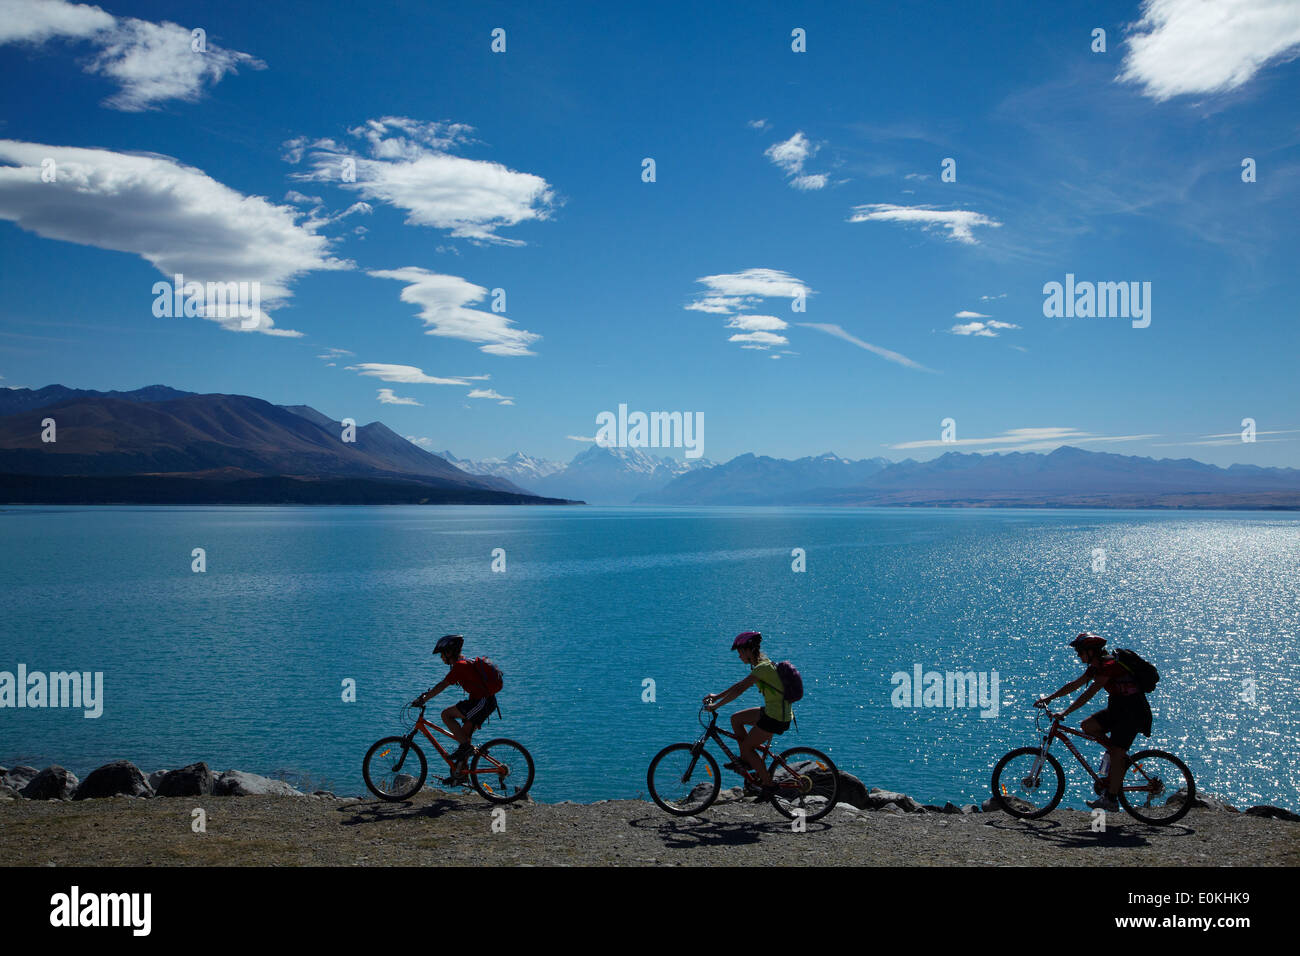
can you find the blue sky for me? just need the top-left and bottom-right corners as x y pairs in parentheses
(1, 0), (1298, 467)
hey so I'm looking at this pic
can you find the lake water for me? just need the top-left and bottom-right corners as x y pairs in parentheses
(2, 505), (1296, 809)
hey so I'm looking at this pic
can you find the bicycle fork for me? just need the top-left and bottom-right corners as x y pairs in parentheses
(680, 738), (709, 784)
(1024, 733), (1053, 788)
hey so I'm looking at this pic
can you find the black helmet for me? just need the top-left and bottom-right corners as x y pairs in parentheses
(434, 634), (464, 655)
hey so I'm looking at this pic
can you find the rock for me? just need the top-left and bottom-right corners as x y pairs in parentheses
(982, 795), (1034, 813)
(831, 771), (870, 809)
(2, 766), (38, 791)
(21, 766), (79, 800)
(1, 783), (24, 800)
(1167, 789), (1238, 812)
(313, 790), (336, 798)
(73, 760), (152, 800)
(879, 801), (905, 814)
(156, 762), (214, 797)
(959, 804), (980, 814)
(147, 770), (170, 790)
(867, 788), (923, 813)
(213, 770), (305, 797)
(1245, 805), (1300, 823)
(715, 786), (744, 803)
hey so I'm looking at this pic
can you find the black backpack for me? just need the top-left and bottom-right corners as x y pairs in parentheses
(1113, 648), (1159, 694)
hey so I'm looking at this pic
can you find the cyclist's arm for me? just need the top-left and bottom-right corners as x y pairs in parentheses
(1041, 674), (1087, 703)
(1059, 679), (1103, 717)
(707, 674), (756, 708)
(415, 676), (454, 704)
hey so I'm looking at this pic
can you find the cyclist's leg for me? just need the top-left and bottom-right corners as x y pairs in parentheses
(442, 704), (470, 745)
(729, 706), (760, 743)
(1081, 712), (1115, 749)
(741, 726), (774, 786)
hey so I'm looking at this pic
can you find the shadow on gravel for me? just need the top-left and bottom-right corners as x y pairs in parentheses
(627, 814), (830, 848)
(982, 817), (1194, 849)
(338, 797), (464, 825)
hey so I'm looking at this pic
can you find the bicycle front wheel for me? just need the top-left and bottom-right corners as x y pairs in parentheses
(991, 747), (1064, 819)
(769, 748), (840, 822)
(1120, 749), (1195, 825)
(470, 738), (535, 804)
(647, 743), (720, 816)
(362, 736), (427, 801)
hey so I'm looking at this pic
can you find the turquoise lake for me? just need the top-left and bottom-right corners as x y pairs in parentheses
(2, 505), (1297, 809)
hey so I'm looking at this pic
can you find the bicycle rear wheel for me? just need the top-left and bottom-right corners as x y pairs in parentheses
(362, 736), (427, 801)
(470, 738), (535, 804)
(769, 748), (839, 822)
(990, 747), (1064, 819)
(647, 743), (720, 816)
(1120, 749), (1195, 825)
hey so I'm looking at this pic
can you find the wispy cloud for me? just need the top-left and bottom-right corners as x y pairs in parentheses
(0, 140), (347, 337)
(376, 388), (421, 406)
(346, 363), (473, 385)
(950, 319), (1020, 337)
(0, 0), (264, 110)
(797, 323), (934, 372)
(287, 117), (555, 245)
(764, 131), (829, 190)
(686, 268), (810, 350)
(888, 427), (1159, 452)
(368, 267), (540, 356)
(1118, 0), (1300, 101)
(848, 203), (1002, 244)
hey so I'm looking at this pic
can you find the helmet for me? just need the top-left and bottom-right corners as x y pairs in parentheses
(731, 631), (761, 650)
(1069, 631), (1106, 651)
(434, 634), (464, 655)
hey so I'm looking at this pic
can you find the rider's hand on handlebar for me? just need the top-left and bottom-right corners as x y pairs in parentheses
(1034, 698), (1048, 709)
(702, 694), (718, 711)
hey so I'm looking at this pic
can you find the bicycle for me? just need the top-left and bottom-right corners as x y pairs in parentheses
(646, 704), (840, 821)
(362, 702), (534, 804)
(991, 704), (1195, 824)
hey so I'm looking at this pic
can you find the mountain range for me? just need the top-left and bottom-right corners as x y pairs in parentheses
(3, 384), (1298, 508)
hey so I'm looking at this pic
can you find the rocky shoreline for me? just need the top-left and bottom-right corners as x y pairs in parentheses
(3, 759), (1297, 867)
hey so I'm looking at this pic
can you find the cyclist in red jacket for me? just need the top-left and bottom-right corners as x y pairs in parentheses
(1037, 631), (1152, 812)
(412, 634), (498, 783)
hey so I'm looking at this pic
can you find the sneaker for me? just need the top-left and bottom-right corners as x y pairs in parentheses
(751, 784), (779, 804)
(450, 743), (474, 762)
(1087, 794), (1119, 812)
(441, 766), (469, 786)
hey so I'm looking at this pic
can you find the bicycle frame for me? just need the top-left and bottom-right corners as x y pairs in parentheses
(1028, 711), (1158, 793)
(685, 709), (780, 784)
(386, 707), (508, 782)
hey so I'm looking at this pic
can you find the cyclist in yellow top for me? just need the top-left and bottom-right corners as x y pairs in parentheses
(704, 631), (792, 799)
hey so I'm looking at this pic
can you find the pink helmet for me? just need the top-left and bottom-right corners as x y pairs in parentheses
(731, 631), (761, 649)
(1070, 631), (1106, 651)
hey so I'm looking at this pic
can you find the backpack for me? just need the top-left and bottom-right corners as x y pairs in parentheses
(1113, 648), (1158, 694)
(774, 661), (804, 703)
(471, 656), (504, 695)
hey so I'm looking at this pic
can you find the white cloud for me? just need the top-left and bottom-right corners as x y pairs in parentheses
(567, 434), (597, 442)
(0, 140), (347, 336)
(764, 132), (829, 190)
(346, 363), (472, 386)
(369, 266), (540, 356)
(950, 319), (1020, 337)
(954, 310), (991, 319)
(748, 119), (771, 131)
(467, 388), (512, 401)
(797, 322), (933, 372)
(1118, 0), (1300, 101)
(290, 117), (555, 245)
(726, 314), (788, 332)
(888, 427), (1159, 452)
(729, 331), (789, 349)
(0, 0), (263, 110)
(376, 388), (421, 406)
(684, 295), (747, 314)
(848, 203), (1002, 244)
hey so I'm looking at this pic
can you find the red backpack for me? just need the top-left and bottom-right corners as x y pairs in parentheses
(471, 656), (504, 695)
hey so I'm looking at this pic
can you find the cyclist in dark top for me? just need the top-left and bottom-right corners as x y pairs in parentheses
(412, 634), (497, 784)
(1037, 631), (1152, 812)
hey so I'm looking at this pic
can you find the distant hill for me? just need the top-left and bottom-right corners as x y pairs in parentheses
(0, 386), (577, 505)
(638, 452), (891, 505)
(529, 444), (714, 504)
(643, 445), (1300, 508)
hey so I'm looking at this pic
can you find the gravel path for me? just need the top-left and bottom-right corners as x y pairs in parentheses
(3, 789), (1296, 866)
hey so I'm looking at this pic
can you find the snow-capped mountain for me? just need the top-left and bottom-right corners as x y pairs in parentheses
(440, 450), (566, 487)
(529, 444), (715, 504)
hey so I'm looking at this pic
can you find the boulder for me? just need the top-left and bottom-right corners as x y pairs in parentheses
(0, 783), (23, 800)
(21, 766), (79, 800)
(1167, 789), (1238, 812)
(831, 771), (870, 809)
(866, 788), (923, 813)
(156, 762), (214, 797)
(2, 765), (38, 791)
(982, 794), (1035, 813)
(147, 770), (170, 790)
(73, 760), (152, 800)
(1245, 805), (1300, 823)
(213, 770), (305, 797)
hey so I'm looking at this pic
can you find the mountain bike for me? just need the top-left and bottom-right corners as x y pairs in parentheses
(647, 704), (839, 821)
(362, 702), (534, 804)
(991, 704), (1195, 824)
